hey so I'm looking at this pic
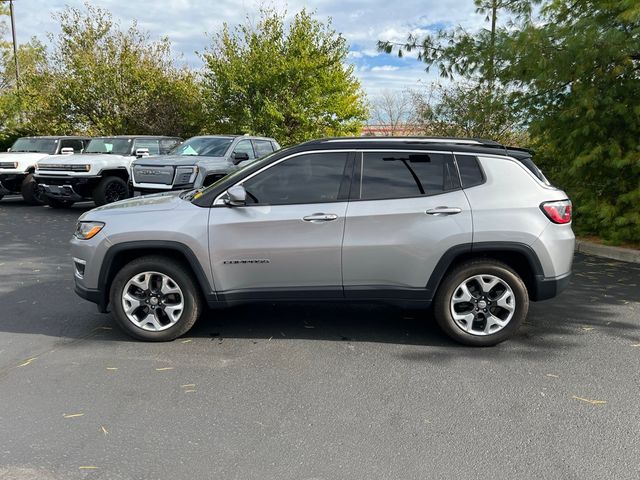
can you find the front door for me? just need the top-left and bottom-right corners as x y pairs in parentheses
(208, 151), (353, 299)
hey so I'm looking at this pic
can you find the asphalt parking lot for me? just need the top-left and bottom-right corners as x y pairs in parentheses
(0, 196), (639, 480)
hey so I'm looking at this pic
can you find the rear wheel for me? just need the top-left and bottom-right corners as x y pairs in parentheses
(46, 197), (75, 208)
(109, 256), (203, 341)
(93, 176), (129, 206)
(21, 174), (45, 205)
(433, 260), (529, 346)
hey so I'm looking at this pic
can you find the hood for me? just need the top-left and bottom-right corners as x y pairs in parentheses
(132, 154), (229, 167)
(80, 190), (184, 220)
(0, 151), (51, 170)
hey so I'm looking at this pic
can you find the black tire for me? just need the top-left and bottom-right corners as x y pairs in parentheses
(93, 176), (129, 206)
(109, 256), (203, 341)
(21, 174), (45, 205)
(45, 197), (75, 208)
(433, 260), (529, 347)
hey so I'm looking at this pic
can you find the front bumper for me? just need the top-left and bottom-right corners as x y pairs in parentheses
(74, 281), (107, 312)
(36, 175), (100, 201)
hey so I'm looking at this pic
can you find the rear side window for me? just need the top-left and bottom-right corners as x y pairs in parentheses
(243, 152), (348, 205)
(134, 139), (160, 155)
(357, 152), (459, 200)
(455, 155), (484, 188)
(160, 138), (180, 154)
(518, 156), (551, 185)
(253, 140), (275, 157)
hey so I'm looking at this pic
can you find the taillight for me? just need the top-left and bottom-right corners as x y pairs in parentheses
(541, 200), (572, 224)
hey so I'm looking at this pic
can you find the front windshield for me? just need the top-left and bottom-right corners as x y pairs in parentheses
(11, 138), (58, 154)
(170, 137), (234, 157)
(85, 138), (132, 155)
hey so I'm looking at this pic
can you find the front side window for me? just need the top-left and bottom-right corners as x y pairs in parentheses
(233, 140), (256, 160)
(133, 139), (161, 155)
(11, 137), (58, 154)
(242, 152), (348, 205)
(59, 139), (84, 153)
(160, 138), (181, 154)
(357, 151), (459, 200)
(85, 138), (133, 155)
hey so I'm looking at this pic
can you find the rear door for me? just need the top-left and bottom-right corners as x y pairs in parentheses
(342, 150), (472, 299)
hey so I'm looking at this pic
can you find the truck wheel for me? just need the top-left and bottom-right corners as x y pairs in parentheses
(93, 176), (129, 206)
(433, 260), (529, 347)
(21, 174), (45, 205)
(46, 197), (75, 209)
(109, 256), (203, 341)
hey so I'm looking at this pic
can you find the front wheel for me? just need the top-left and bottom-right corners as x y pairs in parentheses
(93, 176), (129, 206)
(433, 260), (529, 347)
(21, 174), (45, 205)
(109, 256), (203, 341)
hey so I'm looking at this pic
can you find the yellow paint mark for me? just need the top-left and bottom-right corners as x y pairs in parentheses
(155, 367), (174, 371)
(105, 367), (118, 371)
(545, 374), (559, 378)
(184, 390), (196, 393)
(581, 327), (594, 331)
(181, 339), (192, 344)
(572, 396), (606, 405)
(181, 384), (195, 388)
(100, 425), (108, 435)
(79, 466), (99, 470)
(631, 343), (640, 347)
(63, 413), (85, 418)
(18, 357), (37, 367)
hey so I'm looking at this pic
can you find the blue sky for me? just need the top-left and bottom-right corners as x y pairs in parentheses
(11, 0), (486, 99)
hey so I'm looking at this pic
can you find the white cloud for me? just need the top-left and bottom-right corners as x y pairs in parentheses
(9, 0), (489, 98)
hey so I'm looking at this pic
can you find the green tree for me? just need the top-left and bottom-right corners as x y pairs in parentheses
(202, 9), (368, 146)
(497, 0), (640, 243)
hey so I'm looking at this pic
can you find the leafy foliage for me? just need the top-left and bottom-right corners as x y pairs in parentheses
(202, 9), (368, 146)
(497, 0), (640, 243)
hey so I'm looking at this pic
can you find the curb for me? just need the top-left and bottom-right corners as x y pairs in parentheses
(575, 239), (640, 264)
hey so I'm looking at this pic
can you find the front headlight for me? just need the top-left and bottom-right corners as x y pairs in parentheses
(74, 221), (105, 240)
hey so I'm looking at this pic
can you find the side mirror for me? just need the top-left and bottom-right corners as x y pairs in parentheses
(232, 152), (250, 165)
(135, 148), (150, 158)
(224, 185), (246, 206)
(60, 147), (75, 155)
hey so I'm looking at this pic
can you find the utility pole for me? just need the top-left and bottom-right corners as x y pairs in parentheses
(1, 0), (19, 89)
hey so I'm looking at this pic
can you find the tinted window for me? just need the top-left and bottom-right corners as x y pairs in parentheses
(85, 138), (132, 155)
(243, 152), (348, 205)
(233, 140), (256, 160)
(254, 140), (274, 157)
(455, 155), (484, 188)
(160, 138), (181, 154)
(358, 152), (459, 200)
(11, 138), (58, 154)
(59, 139), (84, 153)
(171, 137), (233, 156)
(134, 139), (160, 155)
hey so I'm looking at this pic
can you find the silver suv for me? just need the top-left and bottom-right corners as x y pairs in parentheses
(70, 137), (574, 346)
(131, 135), (279, 195)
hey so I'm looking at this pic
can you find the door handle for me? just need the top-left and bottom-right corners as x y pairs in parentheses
(303, 213), (338, 222)
(425, 206), (462, 216)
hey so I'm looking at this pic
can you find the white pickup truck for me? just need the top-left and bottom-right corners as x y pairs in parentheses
(34, 135), (181, 207)
(0, 136), (90, 204)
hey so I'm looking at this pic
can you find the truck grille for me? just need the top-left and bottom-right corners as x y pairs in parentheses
(38, 164), (88, 172)
(133, 165), (175, 185)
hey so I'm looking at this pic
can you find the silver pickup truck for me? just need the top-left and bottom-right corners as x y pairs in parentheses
(131, 135), (279, 195)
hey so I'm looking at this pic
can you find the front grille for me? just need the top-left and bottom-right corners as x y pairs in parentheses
(38, 164), (88, 172)
(0, 161), (17, 168)
(133, 165), (175, 185)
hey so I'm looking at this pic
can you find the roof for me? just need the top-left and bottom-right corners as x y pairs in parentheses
(19, 135), (92, 140)
(295, 137), (532, 159)
(91, 135), (182, 139)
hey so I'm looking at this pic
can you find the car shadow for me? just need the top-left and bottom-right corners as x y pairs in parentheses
(0, 254), (638, 358)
